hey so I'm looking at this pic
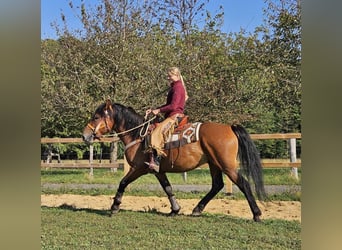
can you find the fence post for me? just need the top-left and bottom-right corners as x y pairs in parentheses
(89, 144), (94, 176)
(289, 138), (298, 179)
(182, 172), (187, 182)
(110, 141), (117, 172)
(98, 148), (102, 163)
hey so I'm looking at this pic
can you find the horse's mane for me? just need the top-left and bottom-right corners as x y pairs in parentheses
(112, 103), (145, 139)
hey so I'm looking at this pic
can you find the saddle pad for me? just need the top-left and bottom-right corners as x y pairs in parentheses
(164, 122), (202, 150)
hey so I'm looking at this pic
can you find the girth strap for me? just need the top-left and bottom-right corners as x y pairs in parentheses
(164, 138), (188, 150)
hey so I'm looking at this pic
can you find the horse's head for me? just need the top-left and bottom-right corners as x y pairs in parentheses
(82, 99), (114, 144)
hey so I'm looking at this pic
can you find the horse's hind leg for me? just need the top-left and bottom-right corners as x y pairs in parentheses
(226, 170), (262, 222)
(192, 166), (224, 216)
(155, 172), (181, 216)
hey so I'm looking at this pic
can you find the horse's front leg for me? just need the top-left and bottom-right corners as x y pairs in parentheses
(111, 167), (147, 216)
(154, 172), (181, 216)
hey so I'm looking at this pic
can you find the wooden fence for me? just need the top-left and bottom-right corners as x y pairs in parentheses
(41, 133), (301, 193)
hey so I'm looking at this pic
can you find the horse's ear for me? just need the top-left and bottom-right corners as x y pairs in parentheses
(105, 99), (113, 112)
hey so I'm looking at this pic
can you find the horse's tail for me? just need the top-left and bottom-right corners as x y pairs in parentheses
(231, 124), (267, 201)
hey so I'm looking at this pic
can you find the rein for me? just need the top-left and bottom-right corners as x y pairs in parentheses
(102, 115), (156, 138)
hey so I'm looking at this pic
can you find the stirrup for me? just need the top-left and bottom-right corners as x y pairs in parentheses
(144, 161), (160, 172)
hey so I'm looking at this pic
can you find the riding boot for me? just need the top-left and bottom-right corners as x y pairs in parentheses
(145, 149), (161, 173)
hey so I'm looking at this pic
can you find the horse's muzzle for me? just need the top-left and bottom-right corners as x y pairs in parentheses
(82, 133), (94, 144)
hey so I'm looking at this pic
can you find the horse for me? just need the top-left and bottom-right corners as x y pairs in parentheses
(82, 99), (267, 222)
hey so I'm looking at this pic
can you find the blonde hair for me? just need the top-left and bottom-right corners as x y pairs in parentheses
(168, 67), (189, 101)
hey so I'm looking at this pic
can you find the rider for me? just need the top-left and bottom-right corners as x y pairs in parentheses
(145, 67), (188, 172)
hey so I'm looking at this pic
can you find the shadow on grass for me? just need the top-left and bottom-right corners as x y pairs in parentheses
(42, 204), (110, 216)
(42, 204), (193, 218)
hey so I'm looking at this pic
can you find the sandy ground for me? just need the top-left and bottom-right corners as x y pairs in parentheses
(41, 194), (301, 222)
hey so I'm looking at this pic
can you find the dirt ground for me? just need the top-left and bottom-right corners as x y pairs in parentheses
(41, 194), (301, 222)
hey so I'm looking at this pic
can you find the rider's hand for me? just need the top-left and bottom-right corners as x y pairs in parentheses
(145, 109), (152, 115)
(152, 109), (160, 115)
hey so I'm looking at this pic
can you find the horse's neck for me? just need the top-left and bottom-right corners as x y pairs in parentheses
(115, 129), (133, 146)
(116, 130), (143, 163)
(119, 134), (135, 146)
(115, 126), (140, 146)
(113, 114), (145, 147)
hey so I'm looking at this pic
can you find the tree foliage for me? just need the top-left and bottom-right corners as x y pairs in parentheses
(41, 0), (301, 158)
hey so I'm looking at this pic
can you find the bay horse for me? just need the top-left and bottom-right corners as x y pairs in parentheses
(82, 100), (267, 222)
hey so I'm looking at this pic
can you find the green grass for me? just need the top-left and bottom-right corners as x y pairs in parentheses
(41, 168), (301, 200)
(41, 167), (301, 185)
(41, 207), (300, 250)
(41, 167), (301, 249)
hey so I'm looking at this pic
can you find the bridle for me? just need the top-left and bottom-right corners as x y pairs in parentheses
(86, 111), (113, 140)
(86, 113), (156, 151)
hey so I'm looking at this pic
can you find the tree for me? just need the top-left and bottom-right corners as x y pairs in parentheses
(261, 0), (301, 133)
(41, 0), (301, 159)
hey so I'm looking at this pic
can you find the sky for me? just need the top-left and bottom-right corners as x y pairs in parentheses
(41, 0), (267, 40)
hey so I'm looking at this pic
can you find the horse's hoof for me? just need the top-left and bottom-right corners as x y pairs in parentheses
(253, 215), (261, 222)
(191, 209), (202, 216)
(168, 209), (180, 217)
(191, 211), (202, 216)
(109, 209), (120, 217)
(191, 207), (203, 216)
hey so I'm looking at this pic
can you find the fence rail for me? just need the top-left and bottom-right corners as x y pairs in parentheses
(41, 133), (301, 193)
(249, 133), (301, 139)
(40, 137), (119, 143)
(40, 134), (301, 169)
(40, 162), (120, 169)
(40, 133), (301, 143)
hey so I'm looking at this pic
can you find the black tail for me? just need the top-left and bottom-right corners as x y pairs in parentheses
(231, 124), (267, 200)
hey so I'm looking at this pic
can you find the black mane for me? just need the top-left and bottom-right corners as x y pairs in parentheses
(112, 103), (145, 139)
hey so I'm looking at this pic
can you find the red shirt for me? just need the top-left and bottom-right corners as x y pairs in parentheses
(158, 80), (186, 118)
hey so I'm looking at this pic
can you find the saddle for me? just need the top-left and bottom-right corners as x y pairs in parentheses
(164, 121), (202, 150)
(175, 115), (189, 131)
(144, 115), (202, 151)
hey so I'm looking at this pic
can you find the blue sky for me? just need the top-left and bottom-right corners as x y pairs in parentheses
(41, 0), (266, 39)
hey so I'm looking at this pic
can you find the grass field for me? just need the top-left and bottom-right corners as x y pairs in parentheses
(41, 167), (301, 249)
(41, 207), (301, 249)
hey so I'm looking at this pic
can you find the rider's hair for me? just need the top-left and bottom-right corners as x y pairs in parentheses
(168, 67), (189, 101)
